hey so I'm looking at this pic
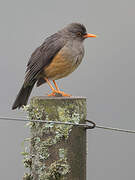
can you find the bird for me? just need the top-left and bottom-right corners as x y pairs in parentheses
(12, 23), (96, 110)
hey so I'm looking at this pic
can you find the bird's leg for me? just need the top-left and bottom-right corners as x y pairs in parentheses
(44, 77), (55, 91)
(45, 78), (71, 97)
(52, 80), (71, 97)
(53, 80), (60, 91)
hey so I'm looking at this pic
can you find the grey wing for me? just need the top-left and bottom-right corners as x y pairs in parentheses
(24, 33), (64, 87)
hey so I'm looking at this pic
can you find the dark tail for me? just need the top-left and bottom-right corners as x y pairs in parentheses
(12, 81), (36, 110)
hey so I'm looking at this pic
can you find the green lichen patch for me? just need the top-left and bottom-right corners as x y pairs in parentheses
(59, 148), (67, 159)
(23, 99), (84, 141)
(30, 137), (50, 166)
(23, 173), (32, 180)
(23, 157), (32, 168)
(21, 138), (32, 169)
(39, 158), (70, 180)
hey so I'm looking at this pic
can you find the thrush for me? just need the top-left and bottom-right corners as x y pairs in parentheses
(12, 23), (96, 110)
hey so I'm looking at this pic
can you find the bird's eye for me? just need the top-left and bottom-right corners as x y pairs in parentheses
(76, 32), (82, 36)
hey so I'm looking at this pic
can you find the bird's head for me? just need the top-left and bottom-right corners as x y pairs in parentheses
(61, 23), (96, 41)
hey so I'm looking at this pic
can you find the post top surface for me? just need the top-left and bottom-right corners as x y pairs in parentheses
(32, 96), (86, 100)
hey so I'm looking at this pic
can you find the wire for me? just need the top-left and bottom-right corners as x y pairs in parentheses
(95, 125), (135, 134)
(0, 117), (92, 128)
(0, 117), (135, 134)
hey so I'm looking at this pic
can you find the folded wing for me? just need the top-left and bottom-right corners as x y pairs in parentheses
(24, 33), (64, 87)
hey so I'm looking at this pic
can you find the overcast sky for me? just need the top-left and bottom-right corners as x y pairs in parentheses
(0, 0), (135, 179)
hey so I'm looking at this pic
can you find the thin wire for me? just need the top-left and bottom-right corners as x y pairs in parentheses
(0, 117), (89, 128)
(0, 117), (135, 134)
(95, 125), (135, 134)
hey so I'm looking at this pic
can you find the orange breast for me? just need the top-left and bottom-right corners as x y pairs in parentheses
(44, 52), (77, 80)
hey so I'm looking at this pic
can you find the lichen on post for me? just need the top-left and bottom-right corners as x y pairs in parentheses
(22, 96), (87, 180)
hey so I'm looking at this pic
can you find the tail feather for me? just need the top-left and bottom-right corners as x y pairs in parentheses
(12, 81), (36, 110)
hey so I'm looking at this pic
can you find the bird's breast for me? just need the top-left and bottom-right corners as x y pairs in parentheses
(44, 41), (84, 80)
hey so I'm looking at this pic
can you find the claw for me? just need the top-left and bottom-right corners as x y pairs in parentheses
(48, 90), (71, 97)
(44, 78), (71, 97)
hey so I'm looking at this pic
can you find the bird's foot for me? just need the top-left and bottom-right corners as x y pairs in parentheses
(48, 90), (71, 97)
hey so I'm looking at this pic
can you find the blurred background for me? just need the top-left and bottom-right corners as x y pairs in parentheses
(0, 0), (135, 179)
